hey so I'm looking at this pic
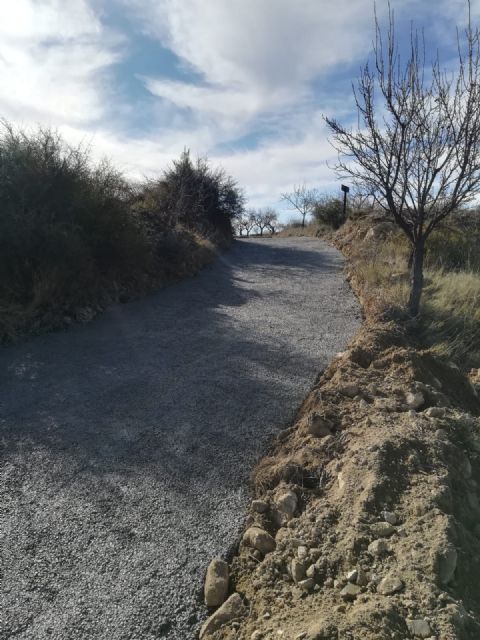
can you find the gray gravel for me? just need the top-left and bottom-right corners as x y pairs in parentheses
(0, 237), (360, 640)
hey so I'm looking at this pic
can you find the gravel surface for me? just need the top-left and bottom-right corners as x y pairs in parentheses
(0, 237), (360, 640)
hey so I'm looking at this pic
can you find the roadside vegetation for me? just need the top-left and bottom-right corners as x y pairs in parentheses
(0, 123), (244, 343)
(335, 209), (480, 370)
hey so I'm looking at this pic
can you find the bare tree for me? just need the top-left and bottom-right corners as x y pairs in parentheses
(281, 183), (319, 228)
(262, 208), (279, 234)
(325, 3), (480, 316)
(252, 208), (269, 236)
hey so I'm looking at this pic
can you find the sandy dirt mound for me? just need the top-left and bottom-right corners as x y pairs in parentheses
(199, 221), (480, 640)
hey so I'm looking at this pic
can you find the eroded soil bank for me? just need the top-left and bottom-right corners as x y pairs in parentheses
(200, 222), (480, 640)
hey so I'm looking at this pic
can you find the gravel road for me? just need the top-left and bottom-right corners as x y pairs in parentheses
(0, 237), (360, 640)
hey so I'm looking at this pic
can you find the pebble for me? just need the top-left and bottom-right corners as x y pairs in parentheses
(346, 569), (358, 583)
(306, 565), (316, 579)
(297, 545), (308, 559)
(377, 575), (404, 595)
(291, 559), (306, 584)
(204, 559), (229, 607)
(424, 407), (446, 418)
(252, 500), (269, 514)
(251, 632), (263, 640)
(307, 413), (333, 437)
(356, 568), (369, 586)
(370, 522), (395, 538)
(243, 527), (276, 554)
(298, 578), (315, 592)
(406, 391), (425, 410)
(368, 539), (390, 556)
(436, 545), (457, 584)
(199, 594), (247, 638)
(341, 383), (359, 398)
(405, 618), (432, 638)
(382, 511), (398, 525)
(340, 583), (361, 601)
(275, 490), (298, 518)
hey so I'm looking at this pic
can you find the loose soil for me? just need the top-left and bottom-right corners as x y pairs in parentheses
(201, 221), (480, 640)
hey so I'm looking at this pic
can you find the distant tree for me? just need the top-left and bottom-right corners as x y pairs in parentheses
(326, 4), (480, 316)
(236, 212), (256, 236)
(251, 208), (269, 236)
(263, 208), (279, 234)
(281, 183), (319, 228)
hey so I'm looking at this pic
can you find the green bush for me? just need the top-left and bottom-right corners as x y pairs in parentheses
(145, 150), (244, 239)
(312, 196), (345, 229)
(0, 123), (150, 321)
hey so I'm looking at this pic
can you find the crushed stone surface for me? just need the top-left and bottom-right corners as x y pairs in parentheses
(0, 237), (360, 640)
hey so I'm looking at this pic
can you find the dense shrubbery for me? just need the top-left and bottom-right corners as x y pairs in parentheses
(311, 196), (345, 229)
(0, 124), (244, 341)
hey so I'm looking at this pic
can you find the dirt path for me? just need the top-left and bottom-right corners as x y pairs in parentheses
(0, 237), (360, 640)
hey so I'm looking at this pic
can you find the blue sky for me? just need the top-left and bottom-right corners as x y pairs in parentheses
(0, 0), (478, 219)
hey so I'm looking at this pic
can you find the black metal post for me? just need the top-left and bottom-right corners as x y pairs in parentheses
(341, 184), (349, 222)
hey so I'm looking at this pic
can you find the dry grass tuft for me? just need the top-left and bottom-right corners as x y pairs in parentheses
(334, 213), (480, 369)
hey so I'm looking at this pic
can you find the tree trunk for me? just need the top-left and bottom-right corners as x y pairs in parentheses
(408, 237), (425, 316)
(301, 213), (306, 228)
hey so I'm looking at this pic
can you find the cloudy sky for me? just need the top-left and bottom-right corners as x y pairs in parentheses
(0, 0), (478, 217)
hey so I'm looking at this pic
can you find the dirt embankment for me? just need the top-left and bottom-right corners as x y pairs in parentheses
(200, 219), (480, 640)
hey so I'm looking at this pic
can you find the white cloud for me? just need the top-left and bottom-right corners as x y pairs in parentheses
(0, 0), (476, 218)
(0, 0), (120, 126)
(128, 0), (379, 140)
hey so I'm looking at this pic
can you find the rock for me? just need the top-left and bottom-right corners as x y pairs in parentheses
(275, 490), (298, 518)
(405, 618), (432, 638)
(204, 559), (229, 607)
(243, 527), (276, 555)
(337, 472), (345, 491)
(297, 545), (308, 559)
(377, 575), (404, 595)
(356, 568), (369, 586)
(406, 391), (425, 410)
(341, 383), (359, 398)
(368, 539), (390, 556)
(370, 522), (395, 538)
(298, 578), (315, 592)
(291, 559), (307, 583)
(275, 527), (289, 542)
(307, 621), (338, 639)
(199, 593), (247, 638)
(436, 545), (457, 584)
(252, 500), (269, 513)
(306, 564), (316, 578)
(424, 407), (446, 418)
(251, 632), (263, 640)
(306, 413), (333, 437)
(340, 583), (361, 601)
(295, 633), (307, 640)
(374, 397), (399, 411)
(382, 511), (398, 525)
(346, 569), (358, 583)
(271, 508), (288, 528)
